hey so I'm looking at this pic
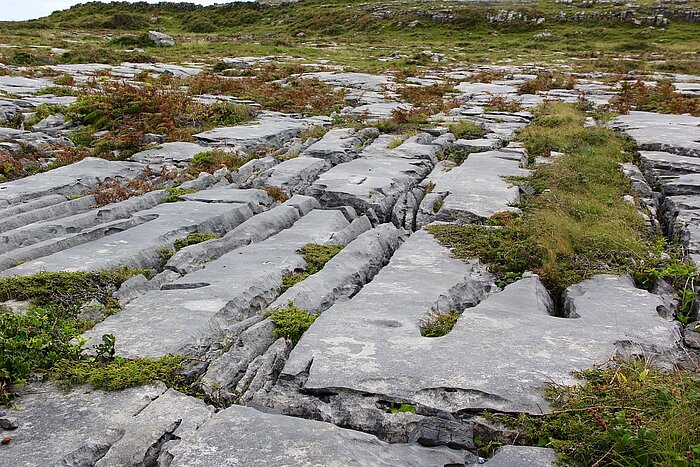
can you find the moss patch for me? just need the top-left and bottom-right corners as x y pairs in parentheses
(52, 354), (185, 391)
(268, 302), (317, 345)
(173, 232), (218, 251)
(419, 310), (460, 337)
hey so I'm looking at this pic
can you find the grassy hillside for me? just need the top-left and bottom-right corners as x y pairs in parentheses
(0, 0), (698, 72)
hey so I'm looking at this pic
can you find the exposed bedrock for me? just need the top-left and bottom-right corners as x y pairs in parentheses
(200, 222), (405, 402)
(81, 208), (354, 359)
(305, 134), (443, 222)
(257, 231), (679, 443)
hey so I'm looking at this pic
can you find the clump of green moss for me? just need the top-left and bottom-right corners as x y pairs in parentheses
(0, 269), (149, 401)
(173, 232), (218, 251)
(389, 402), (417, 414)
(164, 187), (197, 203)
(52, 354), (185, 391)
(280, 244), (343, 292)
(0, 269), (145, 310)
(268, 302), (317, 345)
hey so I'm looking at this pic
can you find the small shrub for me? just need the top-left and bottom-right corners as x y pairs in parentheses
(484, 96), (524, 113)
(610, 80), (700, 117)
(517, 72), (576, 95)
(268, 302), (317, 345)
(263, 186), (289, 202)
(391, 107), (430, 125)
(420, 310), (460, 337)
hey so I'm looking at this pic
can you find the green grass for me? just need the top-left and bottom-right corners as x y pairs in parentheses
(490, 362), (700, 466)
(430, 103), (650, 297)
(1, 0), (697, 73)
(448, 120), (486, 139)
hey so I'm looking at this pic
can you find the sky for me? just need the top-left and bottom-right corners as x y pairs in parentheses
(3, 0), (228, 22)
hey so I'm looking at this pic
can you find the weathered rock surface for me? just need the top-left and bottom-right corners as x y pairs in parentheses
(252, 156), (329, 195)
(129, 142), (207, 166)
(610, 111), (700, 157)
(275, 233), (679, 419)
(1, 189), (266, 276)
(0, 157), (143, 207)
(162, 404), (468, 467)
(306, 134), (439, 222)
(148, 30), (175, 46)
(430, 149), (530, 222)
(194, 112), (329, 150)
(82, 208), (352, 359)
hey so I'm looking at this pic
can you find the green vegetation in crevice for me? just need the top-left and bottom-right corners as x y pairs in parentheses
(65, 79), (254, 158)
(51, 354), (186, 392)
(448, 120), (486, 140)
(489, 362), (700, 466)
(633, 239), (699, 324)
(0, 269), (150, 402)
(262, 186), (290, 203)
(389, 402), (417, 414)
(516, 71), (576, 94)
(419, 310), (460, 337)
(158, 232), (219, 268)
(429, 103), (650, 297)
(164, 187), (197, 203)
(280, 244), (344, 293)
(438, 147), (471, 166)
(268, 302), (318, 345)
(173, 232), (219, 251)
(609, 80), (700, 117)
